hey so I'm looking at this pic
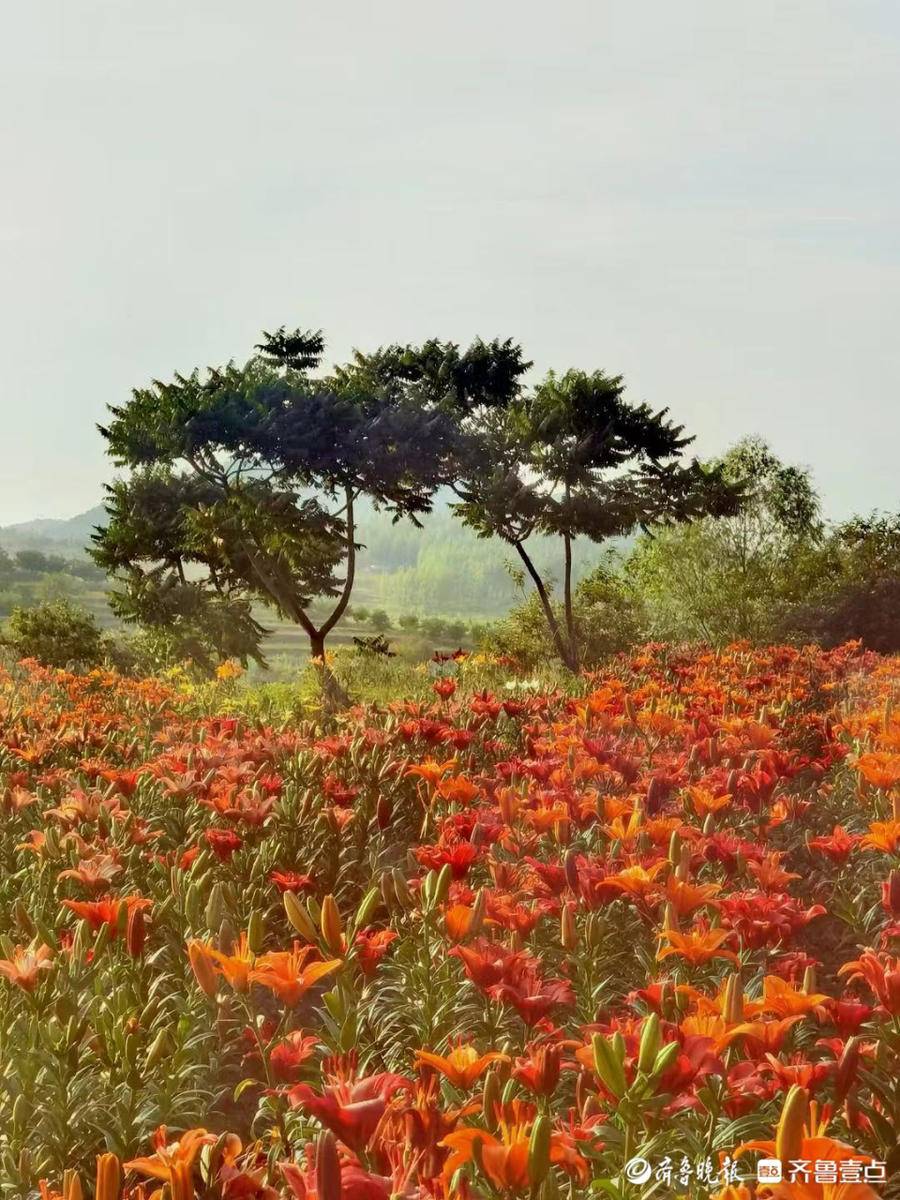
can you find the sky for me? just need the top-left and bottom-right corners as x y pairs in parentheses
(1, 0), (898, 525)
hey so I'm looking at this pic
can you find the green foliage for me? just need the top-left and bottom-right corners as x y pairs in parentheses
(626, 438), (822, 644)
(484, 560), (646, 668)
(368, 608), (391, 632)
(448, 359), (738, 667)
(780, 511), (900, 652)
(106, 565), (267, 675)
(0, 600), (104, 668)
(91, 326), (470, 695)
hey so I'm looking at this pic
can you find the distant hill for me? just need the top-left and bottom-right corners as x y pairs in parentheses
(0, 505), (106, 552)
(1, 495), (616, 617)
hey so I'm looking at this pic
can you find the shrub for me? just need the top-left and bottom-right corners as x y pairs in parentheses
(483, 565), (646, 669)
(368, 609), (392, 632)
(784, 572), (900, 653)
(1, 600), (105, 668)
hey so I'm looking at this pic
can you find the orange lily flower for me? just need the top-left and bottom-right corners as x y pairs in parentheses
(657, 926), (739, 966)
(684, 787), (732, 818)
(605, 861), (668, 899)
(725, 1016), (805, 1052)
(405, 759), (457, 787)
(860, 820), (900, 853)
(737, 1091), (878, 1199)
(761, 975), (830, 1018)
(854, 751), (900, 790)
(435, 774), (480, 806)
(603, 808), (643, 847)
(444, 903), (478, 942)
(250, 942), (341, 1006)
(205, 932), (256, 993)
(441, 1100), (587, 1189)
(679, 978), (765, 1020)
(838, 950), (900, 1015)
(664, 876), (722, 917)
(414, 1041), (507, 1089)
(124, 1126), (216, 1200)
(58, 854), (122, 891)
(747, 853), (800, 891)
(0, 943), (53, 991)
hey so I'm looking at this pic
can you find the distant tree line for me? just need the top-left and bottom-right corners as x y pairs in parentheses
(0, 546), (106, 583)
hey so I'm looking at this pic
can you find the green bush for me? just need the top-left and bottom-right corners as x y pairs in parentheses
(1, 600), (105, 669)
(368, 609), (392, 632)
(483, 566), (646, 669)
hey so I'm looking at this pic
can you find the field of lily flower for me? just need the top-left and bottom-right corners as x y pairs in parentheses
(2, 643), (900, 1200)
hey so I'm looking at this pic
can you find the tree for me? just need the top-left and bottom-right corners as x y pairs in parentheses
(781, 511), (900, 652)
(626, 439), (822, 644)
(341, 342), (737, 668)
(15, 549), (50, 574)
(421, 616), (448, 641)
(91, 326), (463, 702)
(368, 609), (392, 633)
(398, 613), (420, 630)
(485, 559), (646, 669)
(1, 600), (104, 668)
(457, 370), (742, 668)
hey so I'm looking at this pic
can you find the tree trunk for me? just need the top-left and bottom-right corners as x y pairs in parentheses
(563, 530), (579, 669)
(308, 630), (348, 713)
(513, 540), (578, 672)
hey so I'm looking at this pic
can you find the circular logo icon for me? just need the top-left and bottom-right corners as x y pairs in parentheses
(624, 1157), (653, 1185)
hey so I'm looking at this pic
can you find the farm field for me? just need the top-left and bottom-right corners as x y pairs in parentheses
(1, 642), (899, 1199)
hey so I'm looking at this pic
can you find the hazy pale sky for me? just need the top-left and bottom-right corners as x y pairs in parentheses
(2, 1), (898, 525)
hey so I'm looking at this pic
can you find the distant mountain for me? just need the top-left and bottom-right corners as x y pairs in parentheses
(0, 505), (106, 552)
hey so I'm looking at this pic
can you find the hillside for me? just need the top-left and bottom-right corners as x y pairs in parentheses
(1, 495), (611, 621)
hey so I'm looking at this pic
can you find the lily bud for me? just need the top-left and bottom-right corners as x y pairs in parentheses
(564, 848), (579, 893)
(315, 1129), (341, 1200)
(591, 1034), (626, 1099)
(284, 891), (318, 942)
(775, 1085), (809, 1163)
(650, 1040), (680, 1080)
(883, 870), (900, 917)
(433, 864), (452, 906)
(247, 909), (265, 954)
(834, 1036), (862, 1105)
(391, 869), (415, 910)
(354, 886), (380, 931)
(144, 1029), (170, 1071)
(379, 870), (398, 913)
(527, 1114), (551, 1186)
(187, 940), (219, 999)
(637, 1013), (661, 1074)
(320, 894), (344, 954)
(724, 972), (744, 1024)
(94, 1154), (121, 1200)
(126, 906), (146, 958)
(801, 965), (817, 995)
(560, 903), (578, 952)
(61, 1171), (82, 1200)
(482, 1068), (501, 1128)
(469, 888), (487, 937)
(205, 883), (226, 933)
